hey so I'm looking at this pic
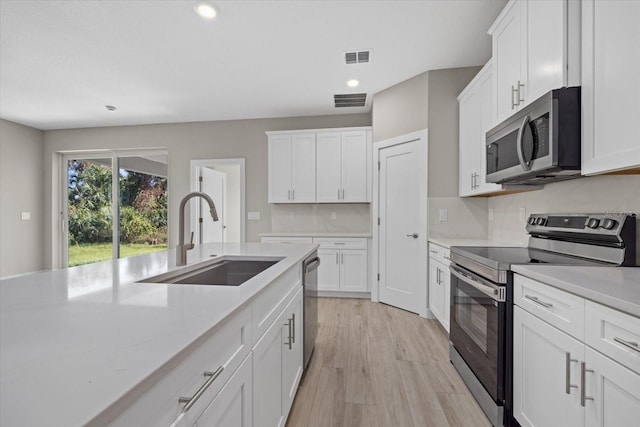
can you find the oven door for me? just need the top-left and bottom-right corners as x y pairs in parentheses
(450, 264), (506, 403)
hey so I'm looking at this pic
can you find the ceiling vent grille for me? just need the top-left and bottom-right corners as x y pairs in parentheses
(344, 50), (371, 64)
(334, 93), (367, 108)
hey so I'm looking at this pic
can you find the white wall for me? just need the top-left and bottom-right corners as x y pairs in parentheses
(0, 119), (44, 276)
(42, 113), (371, 269)
(488, 175), (640, 245)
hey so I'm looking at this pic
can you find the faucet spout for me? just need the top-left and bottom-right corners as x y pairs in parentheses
(177, 191), (219, 266)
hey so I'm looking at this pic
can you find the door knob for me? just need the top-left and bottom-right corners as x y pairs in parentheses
(406, 233), (419, 238)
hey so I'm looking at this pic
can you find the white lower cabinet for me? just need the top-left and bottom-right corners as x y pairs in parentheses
(314, 238), (367, 293)
(253, 287), (303, 427)
(513, 274), (640, 427)
(428, 243), (450, 332)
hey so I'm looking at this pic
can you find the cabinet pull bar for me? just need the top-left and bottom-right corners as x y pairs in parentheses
(292, 313), (295, 344)
(292, 189), (295, 200)
(286, 318), (293, 349)
(341, 252), (344, 264)
(336, 253), (339, 264)
(512, 85), (518, 109)
(288, 190), (291, 200)
(518, 80), (525, 103)
(429, 249), (438, 254)
(179, 366), (224, 412)
(524, 294), (553, 308)
(565, 352), (578, 394)
(580, 362), (594, 406)
(614, 337), (640, 353)
(338, 188), (340, 200)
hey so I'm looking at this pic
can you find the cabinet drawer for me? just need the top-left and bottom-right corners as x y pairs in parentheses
(313, 237), (367, 250)
(261, 237), (313, 244)
(110, 304), (252, 427)
(514, 274), (585, 341)
(585, 300), (640, 374)
(428, 243), (450, 265)
(251, 265), (301, 346)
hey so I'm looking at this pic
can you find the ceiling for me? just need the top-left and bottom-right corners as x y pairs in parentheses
(0, 0), (506, 131)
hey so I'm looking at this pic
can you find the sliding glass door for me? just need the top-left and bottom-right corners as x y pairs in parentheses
(62, 150), (168, 267)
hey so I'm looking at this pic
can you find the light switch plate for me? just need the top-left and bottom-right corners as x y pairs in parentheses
(247, 211), (260, 220)
(439, 209), (448, 222)
(21, 212), (30, 221)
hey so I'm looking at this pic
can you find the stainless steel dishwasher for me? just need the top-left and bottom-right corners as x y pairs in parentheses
(302, 253), (320, 370)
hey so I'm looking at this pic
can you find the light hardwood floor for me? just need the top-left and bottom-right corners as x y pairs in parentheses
(286, 298), (491, 427)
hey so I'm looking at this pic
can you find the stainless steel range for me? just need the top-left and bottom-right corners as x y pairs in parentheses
(448, 213), (637, 427)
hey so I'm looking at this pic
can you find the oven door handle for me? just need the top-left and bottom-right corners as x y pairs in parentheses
(450, 265), (506, 302)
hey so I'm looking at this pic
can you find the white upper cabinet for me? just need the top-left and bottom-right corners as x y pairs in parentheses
(489, 0), (580, 125)
(581, 0), (640, 175)
(268, 133), (316, 203)
(268, 127), (371, 204)
(458, 60), (506, 197)
(317, 130), (370, 203)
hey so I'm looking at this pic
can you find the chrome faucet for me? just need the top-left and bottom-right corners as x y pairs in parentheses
(177, 191), (219, 266)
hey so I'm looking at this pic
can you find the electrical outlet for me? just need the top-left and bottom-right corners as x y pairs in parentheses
(519, 207), (527, 222)
(331, 211), (337, 220)
(488, 208), (494, 221)
(247, 211), (260, 220)
(21, 212), (30, 221)
(439, 209), (448, 222)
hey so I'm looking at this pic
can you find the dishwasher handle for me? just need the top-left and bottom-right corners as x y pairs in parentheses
(304, 257), (321, 274)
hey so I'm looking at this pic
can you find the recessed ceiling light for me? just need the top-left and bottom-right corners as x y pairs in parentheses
(105, 105), (117, 112)
(194, 1), (217, 19)
(347, 79), (360, 88)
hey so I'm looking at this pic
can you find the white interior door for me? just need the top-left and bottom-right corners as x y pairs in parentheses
(200, 167), (225, 243)
(378, 139), (423, 314)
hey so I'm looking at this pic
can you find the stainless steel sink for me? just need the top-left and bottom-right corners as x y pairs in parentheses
(139, 258), (280, 286)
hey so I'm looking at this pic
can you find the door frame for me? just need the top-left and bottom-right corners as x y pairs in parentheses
(190, 158), (246, 243)
(371, 129), (429, 317)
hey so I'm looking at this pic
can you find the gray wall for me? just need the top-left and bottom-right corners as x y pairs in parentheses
(371, 72), (428, 143)
(43, 114), (371, 269)
(0, 119), (45, 277)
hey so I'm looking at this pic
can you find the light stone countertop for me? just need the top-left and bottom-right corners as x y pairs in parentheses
(261, 232), (372, 238)
(428, 237), (522, 249)
(512, 265), (640, 317)
(0, 242), (317, 427)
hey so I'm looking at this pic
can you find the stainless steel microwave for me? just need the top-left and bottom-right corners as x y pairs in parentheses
(486, 87), (581, 185)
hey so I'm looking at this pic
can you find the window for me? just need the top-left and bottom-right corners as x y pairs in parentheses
(62, 150), (168, 267)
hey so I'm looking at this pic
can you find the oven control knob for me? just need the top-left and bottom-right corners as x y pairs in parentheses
(535, 217), (546, 226)
(587, 218), (600, 229)
(528, 217), (537, 225)
(601, 219), (618, 230)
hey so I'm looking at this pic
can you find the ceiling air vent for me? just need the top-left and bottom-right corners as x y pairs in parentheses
(344, 50), (371, 64)
(334, 93), (367, 108)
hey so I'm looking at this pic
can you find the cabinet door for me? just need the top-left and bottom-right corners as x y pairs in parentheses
(281, 289), (303, 419)
(316, 132), (342, 202)
(253, 313), (285, 427)
(513, 306), (584, 427)
(582, 0), (640, 175)
(584, 347), (640, 427)
(492, 0), (524, 123)
(317, 248), (340, 291)
(291, 133), (316, 202)
(428, 258), (445, 327)
(193, 354), (253, 427)
(524, 0), (566, 104)
(478, 64), (501, 194)
(458, 83), (481, 197)
(340, 250), (367, 292)
(268, 135), (292, 203)
(341, 131), (368, 202)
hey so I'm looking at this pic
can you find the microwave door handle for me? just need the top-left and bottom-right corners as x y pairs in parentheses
(516, 115), (531, 171)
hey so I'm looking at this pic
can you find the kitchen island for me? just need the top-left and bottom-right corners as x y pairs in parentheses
(0, 242), (317, 426)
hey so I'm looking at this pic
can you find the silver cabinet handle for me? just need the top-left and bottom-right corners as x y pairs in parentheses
(291, 313), (295, 344)
(614, 337), (640, 353)
(471, 173), (474, 189)
(292, 189), (295, 200)
(525, 294), (553, 309)
(443, 255), (450, 260)
(285, 318), (293, 350)
(341, 252), (344, 264)
(429, 249), (438, 254)
(406, 233), (419, 238)
(580, 362), (594, 406)
(333, 242), (346, 245)
(179, 366), (224, 412)
(518, 80), (525, 104)
(335, 252), (339, 264)
(512, 84), (518, 109)
(288, 189), (291, 200)
(565, 352), (578, 394)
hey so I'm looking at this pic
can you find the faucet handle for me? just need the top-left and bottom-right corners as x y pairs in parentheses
(187, 232), (195, 250)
